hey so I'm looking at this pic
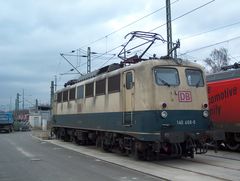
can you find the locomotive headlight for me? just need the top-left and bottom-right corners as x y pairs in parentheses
(202, 103), (208, 109)
(161, 111), (168, 118)
(161, 102), (167, 109)
(203, 110), (209, 118)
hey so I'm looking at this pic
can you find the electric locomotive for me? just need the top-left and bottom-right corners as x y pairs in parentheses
(52, 31), (213, 159)
(207, 63), (240, 151)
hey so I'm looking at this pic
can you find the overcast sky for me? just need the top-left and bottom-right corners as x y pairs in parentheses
(0, 0), (239, 110)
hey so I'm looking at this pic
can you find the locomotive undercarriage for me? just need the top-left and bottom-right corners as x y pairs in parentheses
(224, 132), (240, 151)
(52, 127), (208, 160)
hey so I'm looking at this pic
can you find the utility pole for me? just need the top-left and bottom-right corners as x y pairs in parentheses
(87, 47), (91, 73)
(166, 0), (173, 57)
(15, 93), (20, 111)
(50, 81), (54, 110)
(22, 89), (24, 110)
(50, 81), (54, 117)
(54, 75), (57, 91)
(9, 96), (12, 111)
(35, 99), (38, 112)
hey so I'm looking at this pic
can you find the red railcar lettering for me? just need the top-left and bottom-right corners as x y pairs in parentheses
(208, 78), (240, 124)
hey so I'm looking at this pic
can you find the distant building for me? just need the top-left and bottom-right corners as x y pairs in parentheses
(29, 105), (51, 129)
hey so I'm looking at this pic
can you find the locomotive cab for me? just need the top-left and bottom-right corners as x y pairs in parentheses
(121, 59), (212, 146)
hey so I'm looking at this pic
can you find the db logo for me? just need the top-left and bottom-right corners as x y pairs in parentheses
(178, 91), (192, 102)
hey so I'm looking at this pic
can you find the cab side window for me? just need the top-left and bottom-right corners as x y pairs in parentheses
(69, 88), (76, 100)
(63, 90), (68, 102)
(108, 74), (120, 93)
(77, 85), (84, 99)
(85, 82), (94, 98)
(96, 79), (106, 96)
(126, 72), (133, 89)
(57, 92), (62, 103)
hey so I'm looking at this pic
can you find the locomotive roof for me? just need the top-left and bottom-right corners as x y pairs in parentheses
(206, 68), (240, 82)
(58, 58), (203, 92)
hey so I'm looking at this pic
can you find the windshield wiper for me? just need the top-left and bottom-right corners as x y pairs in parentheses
(195, 79), (201, 88)
(158, 77), (170, 87)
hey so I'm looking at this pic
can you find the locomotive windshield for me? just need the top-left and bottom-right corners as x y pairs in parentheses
(185, 69), (204, 87)
(154, 68), (180, 86)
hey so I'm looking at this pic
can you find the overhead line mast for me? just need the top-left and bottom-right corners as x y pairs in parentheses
(166, 0), (173, 58)
(87, 47), (91, 73)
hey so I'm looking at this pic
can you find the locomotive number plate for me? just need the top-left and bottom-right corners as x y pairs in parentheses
(178, 91), (192, 102)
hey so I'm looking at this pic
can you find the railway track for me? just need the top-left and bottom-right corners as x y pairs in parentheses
(153, 149), (240, 181)
(204, 150), (240, 161)
(178, 150), (240, 171)
(40, 137), (240, 181)
(153, 162), (231, 181)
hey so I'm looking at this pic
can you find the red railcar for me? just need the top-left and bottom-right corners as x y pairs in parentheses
(207, 64), (240, 151)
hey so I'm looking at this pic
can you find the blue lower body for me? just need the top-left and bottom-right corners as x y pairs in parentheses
(52, 110), (212, 142)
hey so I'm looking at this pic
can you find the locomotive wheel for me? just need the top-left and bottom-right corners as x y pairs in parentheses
(132, 142), (153, 160)
(133, 149), (144, 160)
(100, 136), (112, 152)
(225, 142), (240, 151)
(132, 142), (144, 160)
(225, 132), (240, 151)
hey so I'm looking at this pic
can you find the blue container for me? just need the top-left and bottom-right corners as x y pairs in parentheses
(0, 112), (14, 133)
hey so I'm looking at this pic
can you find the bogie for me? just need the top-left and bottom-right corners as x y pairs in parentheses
(52, 127), (211, 160)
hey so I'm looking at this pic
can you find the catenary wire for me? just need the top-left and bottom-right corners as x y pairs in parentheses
(180, 35), (240, 56)
(180, 20), (240, 40)
(78, 0), (180, 49)
(150, 0), (216, 32)
(92, 0), (217, 62)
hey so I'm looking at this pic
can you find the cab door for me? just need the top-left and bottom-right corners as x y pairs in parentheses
(122, 70), (135, 126)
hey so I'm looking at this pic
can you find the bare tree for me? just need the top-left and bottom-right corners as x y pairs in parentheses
(204, 48), (231, 73)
